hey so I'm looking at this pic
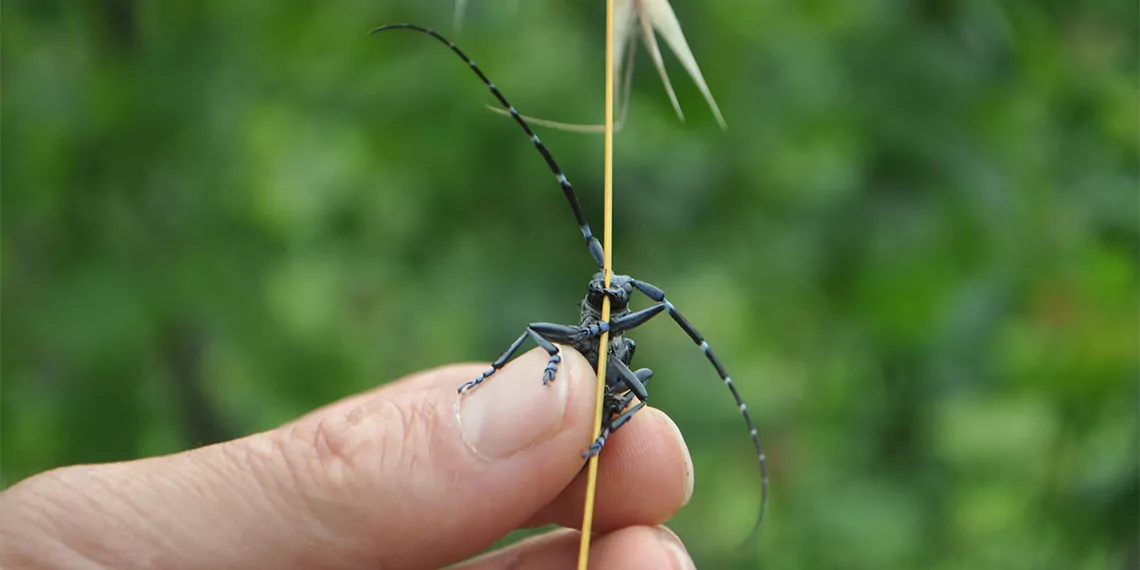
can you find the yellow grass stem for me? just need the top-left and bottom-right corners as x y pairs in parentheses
(577, 0), (615, 567)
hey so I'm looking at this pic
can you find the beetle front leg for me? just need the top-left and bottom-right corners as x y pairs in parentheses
(459, 323), (581, 393)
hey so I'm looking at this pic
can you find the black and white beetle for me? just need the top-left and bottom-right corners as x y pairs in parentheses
(371, 23), (768, 541)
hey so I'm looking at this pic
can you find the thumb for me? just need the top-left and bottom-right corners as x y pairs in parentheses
(1, 347), (599, 570)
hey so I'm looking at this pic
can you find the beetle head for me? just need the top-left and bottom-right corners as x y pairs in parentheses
(586, 272), (632, 312)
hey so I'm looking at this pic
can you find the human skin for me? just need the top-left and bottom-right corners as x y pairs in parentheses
(0, 347), (696, 569)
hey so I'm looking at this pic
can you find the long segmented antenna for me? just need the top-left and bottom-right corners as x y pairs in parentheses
(370, 24), (605, 268)
(626, 278), (768, 546)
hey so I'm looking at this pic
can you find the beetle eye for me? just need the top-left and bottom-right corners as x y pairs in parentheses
(587, 288), (604, 306)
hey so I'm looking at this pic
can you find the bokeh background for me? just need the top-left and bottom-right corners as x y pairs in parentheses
(4, 1), (1138, 568)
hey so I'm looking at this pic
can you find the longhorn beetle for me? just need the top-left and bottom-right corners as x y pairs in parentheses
(370, 23), (768, 542)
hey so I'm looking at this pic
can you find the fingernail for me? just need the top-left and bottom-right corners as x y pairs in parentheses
(655, 410), (695, 506)
(456, 351), (573, 459)
(656, 526), (697, 570)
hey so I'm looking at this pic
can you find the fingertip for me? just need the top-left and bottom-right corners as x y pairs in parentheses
(524, 406), (693, 533)
(455, 345), (597, 461)
(649, 408), (694, 506)
(653, 525), (697, 570)
(556, 344), (599, 429)
(451, 525), (693, 570)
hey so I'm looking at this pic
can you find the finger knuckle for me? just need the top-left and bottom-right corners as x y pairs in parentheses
(275, 391), (443, 500)
(371, 394), (441, 479)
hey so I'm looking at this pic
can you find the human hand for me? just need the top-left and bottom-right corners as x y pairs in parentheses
(1, 347), (696, 569)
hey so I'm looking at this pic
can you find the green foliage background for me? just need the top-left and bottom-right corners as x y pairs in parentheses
(3, 1), (1137, 568)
